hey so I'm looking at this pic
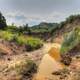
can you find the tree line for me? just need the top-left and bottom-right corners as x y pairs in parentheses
(0, 12), (80, 36)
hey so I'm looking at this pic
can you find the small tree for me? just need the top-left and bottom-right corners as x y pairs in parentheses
(23, 24), (29, 31)
(0, 12), (7, 29)
(23, 24), (31, 35)
(18, 26), (24, 35)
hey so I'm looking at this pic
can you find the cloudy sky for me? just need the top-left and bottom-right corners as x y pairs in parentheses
(0, 0), (80, 26)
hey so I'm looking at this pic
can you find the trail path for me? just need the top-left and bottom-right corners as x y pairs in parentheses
(34, 42), (64, 80)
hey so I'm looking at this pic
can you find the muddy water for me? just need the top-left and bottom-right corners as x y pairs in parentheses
(34, 43), (65, 80)
(48, 43), (61, 61)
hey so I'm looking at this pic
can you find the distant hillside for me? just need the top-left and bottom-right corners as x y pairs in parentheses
(27, 22), (59, 40)
(27, 15), (80, 41)
(54, 15), (80, 37)
(31, 22), (58, 33)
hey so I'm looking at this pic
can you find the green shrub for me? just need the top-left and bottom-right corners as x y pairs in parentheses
(0, 31), (14, 41)
(6, 59), (37, 79)
(0, 30), (43, 51)
(15, 36), (43, 51)
(15, 35), (27, 45)
(60, 27), (80, 54)
(9, 59), (37, 75)
(26, 37), (43, 51)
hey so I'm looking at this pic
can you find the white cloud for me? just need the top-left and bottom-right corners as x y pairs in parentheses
(0, 0), (80, 26)
(4, 11), (67, 26)
(4, 10), (80, 26)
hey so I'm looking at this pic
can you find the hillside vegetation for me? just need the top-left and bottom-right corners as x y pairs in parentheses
(60, 27), (80, 54)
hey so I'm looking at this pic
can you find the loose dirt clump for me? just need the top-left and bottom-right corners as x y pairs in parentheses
(51, 55), (80, 80)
